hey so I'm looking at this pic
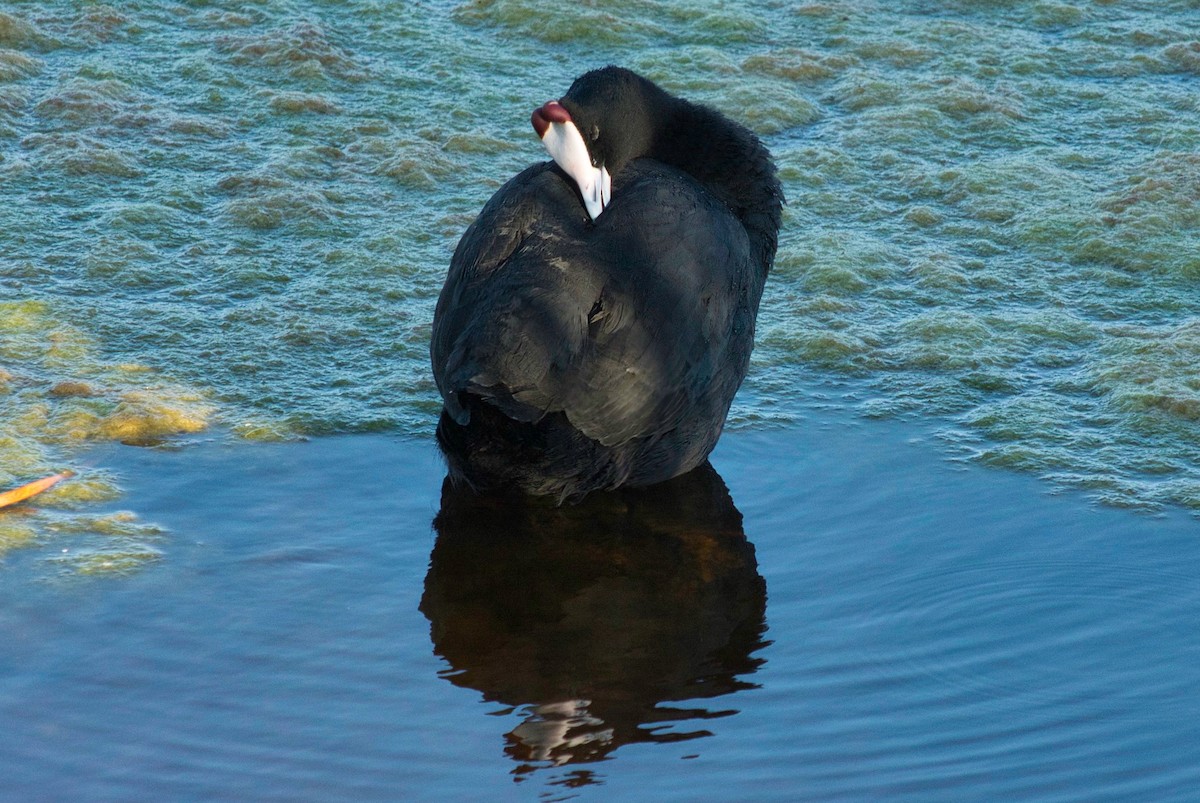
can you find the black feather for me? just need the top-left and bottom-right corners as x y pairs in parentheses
(430, 68), (783, 500)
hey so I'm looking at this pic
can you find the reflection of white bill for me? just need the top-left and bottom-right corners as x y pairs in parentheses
(510, 700), (614, 765)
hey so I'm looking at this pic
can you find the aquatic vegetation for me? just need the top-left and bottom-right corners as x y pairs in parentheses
(0, 300), (199, 572)
(0, 0), (1195, 529)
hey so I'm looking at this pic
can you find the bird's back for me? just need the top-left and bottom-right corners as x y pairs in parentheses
(431, 160), (759, 498)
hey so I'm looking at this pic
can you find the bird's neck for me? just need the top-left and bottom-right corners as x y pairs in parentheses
(652, 99), (784, 277)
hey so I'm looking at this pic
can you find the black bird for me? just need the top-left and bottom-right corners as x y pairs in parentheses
(431, 67), (783, 500)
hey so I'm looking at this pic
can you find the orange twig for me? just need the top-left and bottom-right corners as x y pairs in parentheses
(0, 471), (74, 510)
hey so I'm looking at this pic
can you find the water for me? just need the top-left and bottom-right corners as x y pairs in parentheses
(3, 0), (1200, 515)
(2, 0), (1200, 797)
(3, 423), (1200, 799)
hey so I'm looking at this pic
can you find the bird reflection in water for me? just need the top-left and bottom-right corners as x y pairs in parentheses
(421, 463), (769, 786)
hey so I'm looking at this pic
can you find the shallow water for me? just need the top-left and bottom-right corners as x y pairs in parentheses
(2, 0), (1200, 797)
(3, 422), (1200, 800)
(2, 0), (1199, 524)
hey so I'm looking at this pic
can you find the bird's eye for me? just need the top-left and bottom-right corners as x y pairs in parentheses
(590, 125), (600, 142)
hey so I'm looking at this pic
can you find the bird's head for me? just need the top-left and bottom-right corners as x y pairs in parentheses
(531, 67), (661, 221)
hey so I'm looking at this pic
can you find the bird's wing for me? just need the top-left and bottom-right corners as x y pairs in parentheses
(431, 163), (592, 424)
(558, 169), (753, 446)
(431, 162), (754, 447)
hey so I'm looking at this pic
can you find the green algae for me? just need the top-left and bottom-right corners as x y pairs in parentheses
(0, 300), (207, 573)
(46, 545), (164, 576)
(0, 0), (1197, 523)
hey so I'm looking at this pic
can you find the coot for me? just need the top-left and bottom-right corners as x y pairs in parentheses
(431, 67), (782, 499)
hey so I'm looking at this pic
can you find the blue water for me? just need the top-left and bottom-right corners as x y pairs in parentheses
(2, 0), (1199, 517)
(3, 420), (1199, 799)
(3, 0), (1200, 797)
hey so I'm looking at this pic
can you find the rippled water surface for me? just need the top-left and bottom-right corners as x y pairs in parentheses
(2, 0), (1200, 798)
(4, 424), (1200, 800)
(4, 0), (1200, 515)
